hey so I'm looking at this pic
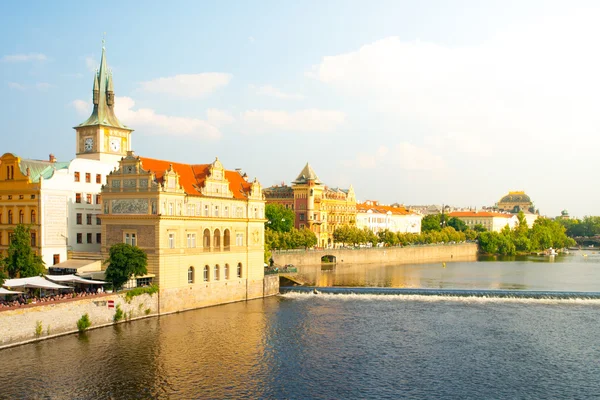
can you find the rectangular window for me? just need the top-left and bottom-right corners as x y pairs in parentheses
(76, 213), (82, 225)
(77, 233), (82, 244)
(30, 232), (36, 247)
(53, 254), (60, 265)
(204, 205), (209, 217)
(96, 216), (101, 225)
(224, 206), (229, 217)
(96, 233), (101, 244)
(168, 233), (175, 249)
(214, 205), (219, 217)
(86, 233), (92, 243)
(187, 233), (196, 248)
(300, 213), (305, 221)
(85, 173), (91, 183)
(74, 172), (80, 182)
(125, 232), (137, 246)
(86, 194), (92, 204)
(75, 193), (81, 203)
(236, 233), (243, 246)
(96, 194), (102, 205)
(86, 214), (92, 225)
(31, 195), (35, 199)
(168, 203), (174, 216)
(96, 174), (101, 184)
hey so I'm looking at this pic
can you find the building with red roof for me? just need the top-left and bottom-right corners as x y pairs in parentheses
(356, 201), (422, 234)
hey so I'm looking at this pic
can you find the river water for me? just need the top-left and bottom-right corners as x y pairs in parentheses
(1, 252), (600, 399)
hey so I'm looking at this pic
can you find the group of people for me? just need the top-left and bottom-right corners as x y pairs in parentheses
(0, 287), (105, 309)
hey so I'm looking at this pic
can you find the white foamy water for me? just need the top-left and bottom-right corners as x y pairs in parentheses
(280, 291), (600, 305)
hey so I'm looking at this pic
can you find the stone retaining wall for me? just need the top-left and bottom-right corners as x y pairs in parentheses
(273, 243), (478, 266)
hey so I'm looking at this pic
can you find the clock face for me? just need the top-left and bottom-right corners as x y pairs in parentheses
(110, 138), (121, 152)
(84, 137), (94, 152)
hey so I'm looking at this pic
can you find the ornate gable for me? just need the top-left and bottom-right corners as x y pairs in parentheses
(201, 157), (233, 198)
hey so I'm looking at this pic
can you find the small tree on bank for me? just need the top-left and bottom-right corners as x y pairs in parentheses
(3, 224), (45, 278)
(105, 243), (148, 290)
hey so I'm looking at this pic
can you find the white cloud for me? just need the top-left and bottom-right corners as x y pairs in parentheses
(138, 73), (232, 98)
(392, 143), (445, 171)
(206, 109), (235, 127)
(248, 36), (256, 43)
(35, 82), (54, 91)
(2, 53), (46, 63)
(85, 57), (97, 72)
(8, 82), (25, 90)
(242, 109), (345, 133)
(72, 99), (91, 115)
(251, 84), (305, 100)
(115, 96), (221, 139)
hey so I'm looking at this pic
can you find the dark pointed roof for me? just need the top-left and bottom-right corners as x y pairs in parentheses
(293, 163), (321, 185)
(78, 42), (129, 130)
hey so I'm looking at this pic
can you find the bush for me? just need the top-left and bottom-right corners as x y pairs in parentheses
(77, 314), (92, 333)
(113, 305), (124, 322)
(35, 321), (42, 337)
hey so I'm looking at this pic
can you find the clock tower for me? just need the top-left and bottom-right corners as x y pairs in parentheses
(74, 41), (133, 164)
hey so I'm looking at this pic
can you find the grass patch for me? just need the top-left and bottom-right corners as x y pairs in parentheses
(113, 305), (124, 322)
(35, 321), (42, 337)
(124, 284), (158, 302)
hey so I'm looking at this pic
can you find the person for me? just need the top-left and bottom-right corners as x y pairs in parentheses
(269, 257), (274, 267)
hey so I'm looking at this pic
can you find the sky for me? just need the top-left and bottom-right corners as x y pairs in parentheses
(1, 0), (600, 218)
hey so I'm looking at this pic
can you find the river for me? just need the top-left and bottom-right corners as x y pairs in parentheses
(1, 252), (599, 399)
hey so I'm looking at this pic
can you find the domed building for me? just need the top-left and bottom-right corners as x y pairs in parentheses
(497, 191), (536, 214)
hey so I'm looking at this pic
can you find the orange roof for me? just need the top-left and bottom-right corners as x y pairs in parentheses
(448, 211), (513, 218)
(357, 202), (414, 215)
(139, 156), (253, 200)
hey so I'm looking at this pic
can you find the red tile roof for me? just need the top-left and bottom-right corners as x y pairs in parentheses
(357, 202), (414, 215)
(139, 157), (253, 200)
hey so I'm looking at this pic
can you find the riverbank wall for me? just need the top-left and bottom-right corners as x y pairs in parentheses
(273, 243), (478, 266)
(0, 274), (279, 349)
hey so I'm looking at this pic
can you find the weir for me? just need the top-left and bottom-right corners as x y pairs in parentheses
(280, 286), (600, 300)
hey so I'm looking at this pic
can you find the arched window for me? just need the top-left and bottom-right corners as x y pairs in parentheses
(203, 229), (211, 251)
(224, 264), (229, 280)
(19, 210), (24, 224)
(30, 210), (36, 224)
(237, 263), (242, 278)
(224, 229), (231, 251)
(7, 210), (12, 224)
(203, 265), (209, 282)
(188, 267), (194, 284)
(213, 229), (221, 251)
(214, 265), (220, 281)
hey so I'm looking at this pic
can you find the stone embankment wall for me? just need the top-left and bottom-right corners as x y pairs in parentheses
(273, 243), (478, 266)
(0, 292), (158, 349)
(0, 275), (280, 349)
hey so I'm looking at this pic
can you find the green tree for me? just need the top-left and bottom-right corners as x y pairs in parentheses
(447, 217), (468, 232)
(105, 243), (148, 290)
(3, 224), (45, 278)
(265, 204), (295, 232)
(473, 224), (487, 232)
(421, 214), (442, 232)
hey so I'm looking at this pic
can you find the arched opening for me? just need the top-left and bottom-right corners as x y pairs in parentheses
(31, 210), (36, 224)
(224, 264), (229, 280)
(214, 229), (221, 251)
(203, 229), (211, 252)
(237, 263), (242, 278)
(203, 265), (210, 282)
(321, 255), (337, 264)
(188, 267), (194, 284)
(214, 264), (220, 281)
(7, 210), (12, 224)
(224, 229), (231, 251)
(18, 210), (24, 224)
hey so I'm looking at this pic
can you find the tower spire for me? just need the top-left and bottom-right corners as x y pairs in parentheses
(77, 39), (128, 129)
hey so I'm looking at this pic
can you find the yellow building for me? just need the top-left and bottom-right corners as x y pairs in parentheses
(263, 163), (356, 247)
(100, 153), (274, 313)
(448, 211), (518, 232)
(0, 153), (70, 262)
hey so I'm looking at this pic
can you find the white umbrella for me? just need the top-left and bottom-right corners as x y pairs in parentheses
(0, 287), (22, 295)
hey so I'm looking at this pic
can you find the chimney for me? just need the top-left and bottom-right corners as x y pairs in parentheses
(49, 154), (56, 163)
(26, 167), (30, 176)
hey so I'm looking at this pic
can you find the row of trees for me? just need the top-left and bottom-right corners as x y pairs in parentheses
(557, 216), (600, 237)
(264, 204), (318, 254)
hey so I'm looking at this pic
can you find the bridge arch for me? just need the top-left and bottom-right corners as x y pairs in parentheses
(321, 255), (337, 264)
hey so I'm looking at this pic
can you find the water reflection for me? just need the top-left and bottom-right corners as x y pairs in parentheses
(295, 252), (600, 292)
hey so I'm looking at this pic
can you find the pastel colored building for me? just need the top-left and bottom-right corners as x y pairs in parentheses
(263, 163), (357, 247)
(448, 211), (518, 232)
(356, 201), (422, 234)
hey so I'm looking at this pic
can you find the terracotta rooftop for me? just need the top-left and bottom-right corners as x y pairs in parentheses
(139, 156), (253, 200)
(357, 202), (415, 216)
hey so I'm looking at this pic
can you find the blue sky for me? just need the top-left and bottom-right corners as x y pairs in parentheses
(2, 0), (599, 218)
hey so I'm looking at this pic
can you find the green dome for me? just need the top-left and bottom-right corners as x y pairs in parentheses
(499, 193), (531, 203)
